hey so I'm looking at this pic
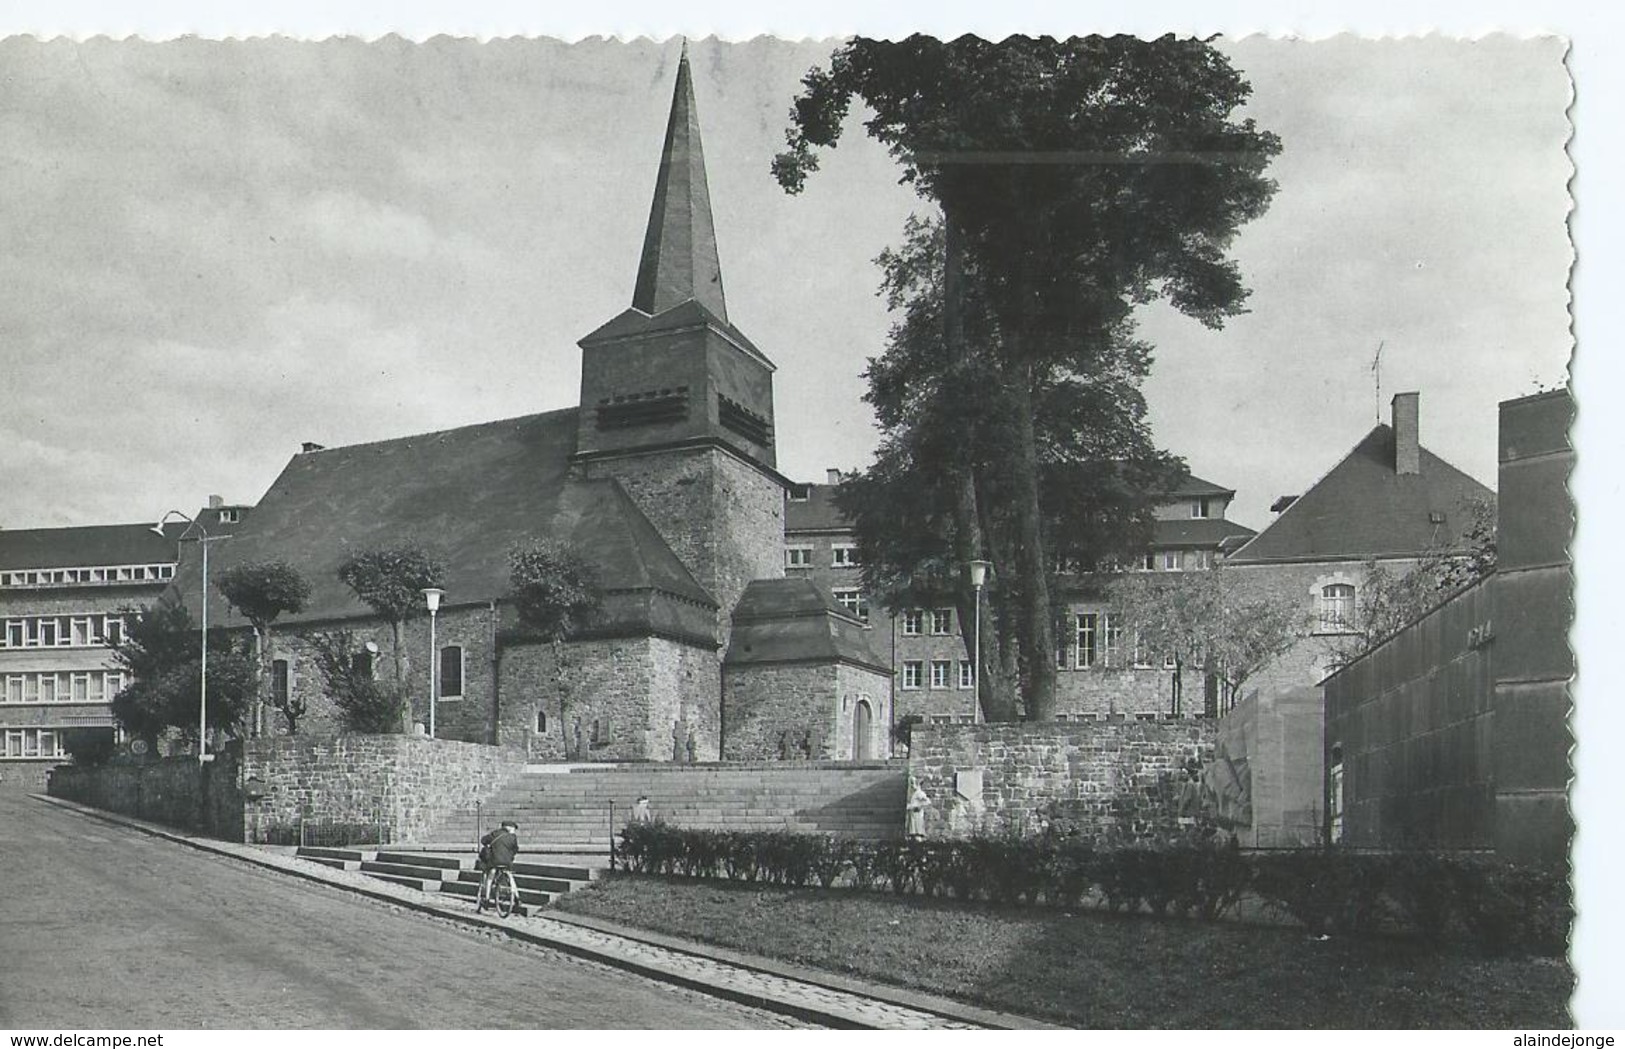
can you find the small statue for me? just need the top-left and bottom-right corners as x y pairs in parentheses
(685, 727), (697, 764)
(673, 720), (687, 763)
(799, 730), (813, 760)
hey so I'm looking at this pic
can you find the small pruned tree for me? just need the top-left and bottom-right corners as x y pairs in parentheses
(215, 560), (312, 736)
(336, 546), (445, 733)
(111, 599), (257, 750)
(308, 630), (402, 734)
(509, 539), (602, 758)
(1110, 567), (1310, 714)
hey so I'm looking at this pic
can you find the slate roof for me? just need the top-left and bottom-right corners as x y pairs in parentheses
(0, 522), (185, 571)
(1152, 517), (1256, 548)
(784, 484), (846, 534)
(723, 578), (891, 673)
(169, 409), (718, 643)
(1226, 424), (1494, 564)
(1166, 474), (1235, 499)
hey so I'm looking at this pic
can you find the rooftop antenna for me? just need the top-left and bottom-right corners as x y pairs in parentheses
(1370, 340), (1385, 423)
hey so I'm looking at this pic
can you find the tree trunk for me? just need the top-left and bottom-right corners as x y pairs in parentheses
(1005, 358), (1057, 721)
(250, 627), (266, 738)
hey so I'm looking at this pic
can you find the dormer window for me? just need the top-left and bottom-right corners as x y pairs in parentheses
(218, 508), (240, 524)
(1191, 497), (1212, 519)
(788, 484), (811, 502)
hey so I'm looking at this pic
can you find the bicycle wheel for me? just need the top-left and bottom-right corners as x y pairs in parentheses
(495, 869), (517, 918)
(476, 869), (492, 913)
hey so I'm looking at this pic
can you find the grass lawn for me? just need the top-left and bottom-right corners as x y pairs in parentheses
(550, 873), (1572, 1028)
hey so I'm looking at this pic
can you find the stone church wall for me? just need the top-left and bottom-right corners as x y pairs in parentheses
(723, 660), (892, 761)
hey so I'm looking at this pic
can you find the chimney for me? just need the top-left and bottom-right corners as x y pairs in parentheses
(1392, 391), (1420, 475)
(826, 468), (844, 485)
(301, 441), (326, 453)
(207, 494), (224, 509)
(1270, 495), (1299, 514)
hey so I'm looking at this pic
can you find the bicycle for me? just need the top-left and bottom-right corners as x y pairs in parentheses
(477, 861), (520, 918)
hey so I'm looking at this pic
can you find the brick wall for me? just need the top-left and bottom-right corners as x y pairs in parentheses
(241, 734), (524, 845)
(907, 721), (1216, 840)
(48, 749), (244, 840)
(1, 759), (62, 794)
(498, 635), (721, 762)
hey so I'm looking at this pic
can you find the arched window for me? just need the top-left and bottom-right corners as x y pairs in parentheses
(1319, 583), (1356, 631)
(535, 709), (547, 734)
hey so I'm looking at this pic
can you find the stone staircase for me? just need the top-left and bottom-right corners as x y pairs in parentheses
(426, 762), (910, 849)
(295, 846), (601, 909)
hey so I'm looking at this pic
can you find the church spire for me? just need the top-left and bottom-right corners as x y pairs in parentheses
(631, 42), (728, 323)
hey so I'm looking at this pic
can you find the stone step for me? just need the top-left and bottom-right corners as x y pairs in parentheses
(296, 846), (369, 863)
(450, 870), (576, 894)
(302, 856), (362, 872)
(360, 860), (459, 882)
(435, 880), (553, 907)
(374, 851), (474, 871)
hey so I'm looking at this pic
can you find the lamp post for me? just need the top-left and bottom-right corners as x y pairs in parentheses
(422, 588), (444, 739)
(966, 560), (992, 724)
(152, 510), (230, 763)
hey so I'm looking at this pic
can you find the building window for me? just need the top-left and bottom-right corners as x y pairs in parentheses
(1103, 614), (1122, 667)
(930, 609), (953, 635)
(440, 646), (464, 699)
(958, 661), (975, 689)
(788, 484), (811, 502)
(1075, 613), (1098, 669)
(1192, 497), (1212, 519)
(218, 508), (240, 524)
(1192, 549), (1213, 570)
(831, 543), (860, 568)
(1, 728), (64, 760)
(1319, 584), (1356, 632)
(535, 709), (547, 734)
(901, 661), (923, 689)
(833, 589), (868, 622)
(1329, 742), (1345, 843)
(785, 546), (813, 570)
(1141, 552), (1157, 572)
(1162, 550), (1180, 572)
(929, 660), (951, 689)
(901, 609), (923, 636)
(271, 659), (290, 709)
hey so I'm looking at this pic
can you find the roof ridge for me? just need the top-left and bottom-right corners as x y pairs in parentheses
(293, 406), (578, 458)
(1227, 424), (1388, 562)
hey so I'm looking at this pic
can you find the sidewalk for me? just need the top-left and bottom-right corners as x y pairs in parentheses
(31, 794), (1062, 1030)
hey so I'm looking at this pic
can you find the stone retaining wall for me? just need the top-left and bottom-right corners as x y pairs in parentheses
(241, 734), (525, 845)
(47, 749), (245, 840)
(907, 720), (1216, 840)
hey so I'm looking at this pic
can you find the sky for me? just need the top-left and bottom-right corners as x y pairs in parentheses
(0, 33), (1572, 533)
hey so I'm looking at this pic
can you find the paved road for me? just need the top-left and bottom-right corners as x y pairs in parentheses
(0, 793), (802, 1029)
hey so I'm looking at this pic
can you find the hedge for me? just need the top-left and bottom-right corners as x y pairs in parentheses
(613, 821), (1569, 956)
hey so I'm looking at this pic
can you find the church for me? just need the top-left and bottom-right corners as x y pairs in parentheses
(170, 47), (893, 763)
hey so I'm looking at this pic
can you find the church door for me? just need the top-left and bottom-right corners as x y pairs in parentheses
(852, 698), (873, 761)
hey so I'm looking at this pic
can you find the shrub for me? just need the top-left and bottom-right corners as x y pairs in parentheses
(61, 727), (118, 767)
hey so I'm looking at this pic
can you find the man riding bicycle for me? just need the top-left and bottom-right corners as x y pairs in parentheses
(477, 820), (520, 914)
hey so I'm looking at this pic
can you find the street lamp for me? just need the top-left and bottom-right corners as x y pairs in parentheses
(152, 510), (231, 763)
(422, 587), (444, 739)
(966, 559), (992, 724)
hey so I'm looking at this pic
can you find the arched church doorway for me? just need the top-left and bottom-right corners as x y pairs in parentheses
(852, 697), (874, 761)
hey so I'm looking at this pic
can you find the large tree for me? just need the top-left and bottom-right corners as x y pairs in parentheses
(110, 599), (257, 751)
(336, 546), (446, 733)
(777, 35), (1280, 719)
(215, 560), (311, 736)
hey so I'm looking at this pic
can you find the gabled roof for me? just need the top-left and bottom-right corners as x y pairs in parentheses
(169, 410), (718, 642)
(723, 578), (890, 673)
(0, 522), (185, 571)
(1227, 424), (1494, 564)
(1152, 518), (1256, 549)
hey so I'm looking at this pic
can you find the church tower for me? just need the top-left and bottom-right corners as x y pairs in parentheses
(574, 44), (786, 636)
